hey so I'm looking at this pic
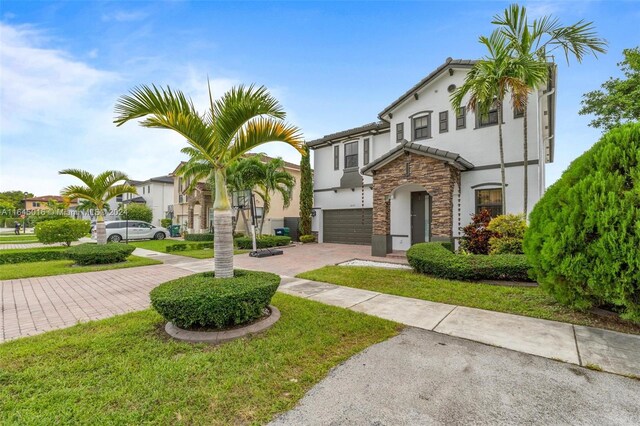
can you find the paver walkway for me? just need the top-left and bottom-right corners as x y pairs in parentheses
(1, 243), (639, 378)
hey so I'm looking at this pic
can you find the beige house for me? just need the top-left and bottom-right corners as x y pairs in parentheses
(171, 155), (304, 238)
(24, 195), (78, 212)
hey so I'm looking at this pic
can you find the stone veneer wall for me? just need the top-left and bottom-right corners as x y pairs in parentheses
(372, 152), (458, 244)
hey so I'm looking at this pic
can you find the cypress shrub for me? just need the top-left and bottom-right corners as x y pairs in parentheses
(524, 123), (640, 322)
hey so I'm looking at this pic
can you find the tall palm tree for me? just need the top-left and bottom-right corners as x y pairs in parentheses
(252, 156), (295, 235)
(114, 84), (303, 278)
(451, 30), (545, 214)
(59, 169), (137, 244)
(492, 4), (607, 216)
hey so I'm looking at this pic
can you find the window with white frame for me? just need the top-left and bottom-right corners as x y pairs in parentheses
(412, 114), (431, 140)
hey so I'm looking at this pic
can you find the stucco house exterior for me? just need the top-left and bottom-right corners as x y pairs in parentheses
(308, 58), (556, 256)
(120, 175), (174, 227)
(171, 155), (304, 237)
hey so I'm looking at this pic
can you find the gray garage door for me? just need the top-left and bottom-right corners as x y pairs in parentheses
(323, 209), (372, 245)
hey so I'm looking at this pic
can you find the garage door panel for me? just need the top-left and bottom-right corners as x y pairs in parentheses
(323, 209), (372, 245)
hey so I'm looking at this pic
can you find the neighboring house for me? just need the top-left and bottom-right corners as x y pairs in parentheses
(24, 195), (78, 213)
(308, 58), (556, 256)
(171, 155), (304, 237)
(120, 176), (174, 227)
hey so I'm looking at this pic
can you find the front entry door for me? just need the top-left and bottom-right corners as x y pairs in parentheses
(411, 191), (428, 245)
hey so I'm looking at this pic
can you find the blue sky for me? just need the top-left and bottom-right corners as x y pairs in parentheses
(1, 0), (638, 194)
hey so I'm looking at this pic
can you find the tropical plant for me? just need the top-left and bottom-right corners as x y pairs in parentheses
(580, 46), (639, 131)
(299, 144), (313, 237)
(59, 169), (137, 244)
(487, 213), (527, 254)
(120, 203), (153, 223)
(492, 4), (607, 215)
(252, 156), (295, 235)
(114, 83), (303, 278)
(524, 123), (640, 322)
(460, 209), (495, 255)
(226, 155), (264, 234)
(451, 30), (546, 213)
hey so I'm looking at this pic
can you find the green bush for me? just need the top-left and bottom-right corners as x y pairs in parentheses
(66, 243), (135, 265)
(184, 233), (214, 242)
(487, 214), (526, 255)
(234, 235), (291, 249)
(524, 123), (640, 322)
(34, 218), (91, 247)
(121, 204), (153, 223)
(407, 242), (531, 281)
(165, 242), (213, 252)
(0, 247), (67, 264)
(160, 218), (173, 228)
(299, 234), (316, 244)
(150, 270), (280, 329)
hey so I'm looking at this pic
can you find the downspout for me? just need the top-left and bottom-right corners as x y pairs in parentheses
(537, 87), (555, 198)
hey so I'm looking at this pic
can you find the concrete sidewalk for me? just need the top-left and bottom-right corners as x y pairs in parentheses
(278, 277), (640, 378)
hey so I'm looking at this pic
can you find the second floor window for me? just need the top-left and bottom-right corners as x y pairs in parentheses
(363, 138), (370, 165)
(333, 145), (339, 170)
(514, 104), (525, 118)
(344, 141), (358, 168)
(396, 122), (404, 142)
(478, 108), (499, 127)
(439, 111), (448, 133)
(413, 115), (431, 140)
(456, 107), (466, 129)
(476, 188), (502, 217)
(116, 195), (123, 202)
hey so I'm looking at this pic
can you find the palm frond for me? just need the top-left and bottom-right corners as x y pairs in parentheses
(228, 118), (303, 162)
(59, 169), (95, 188)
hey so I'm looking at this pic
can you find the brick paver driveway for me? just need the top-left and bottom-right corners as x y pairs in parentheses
(1, 243), (391, 342)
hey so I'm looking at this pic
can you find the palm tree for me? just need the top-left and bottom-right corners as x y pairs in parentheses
(114, 84), (303, 278)
(252, 156), (295, 235)
(59, 169), (137, 244)
(451, 30), (545, 214)
(492, 4), (607, 216)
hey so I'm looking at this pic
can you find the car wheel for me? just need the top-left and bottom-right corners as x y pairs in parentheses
(108, 234), (122, 243)
(154, 232), (166, 240)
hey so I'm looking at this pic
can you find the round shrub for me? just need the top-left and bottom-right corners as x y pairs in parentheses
(35, 218), (91, 247)
(66, 243), (135, 265)
(299, 234), (316, 244)
(487, 214), (526, 255)
(121, 204), (153, 223)
(150, 270), (280, 329)
(524, 123), (640, 322)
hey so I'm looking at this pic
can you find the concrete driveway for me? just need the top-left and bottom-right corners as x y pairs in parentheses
(271, 328), (640, 426)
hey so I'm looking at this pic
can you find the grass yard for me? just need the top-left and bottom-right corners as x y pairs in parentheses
(0, 255), (162, 280)
(0, 234), (40, 243)
(298, 266), (640, 335)
(127, 240), (248, 259)
(0, 293), (400, 425)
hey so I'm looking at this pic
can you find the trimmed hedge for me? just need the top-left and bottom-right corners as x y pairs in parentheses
(0, 247), (67, 264)
(184, 233), (214, 242)
(150, 270), (280, 329)
(165, 242), (213, 252)
(407, 242), (531, 282)
(66, 243), (135, 265)
(524, 123), (640, 322)
(234, 235), (291, 250)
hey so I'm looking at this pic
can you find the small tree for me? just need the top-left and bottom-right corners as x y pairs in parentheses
(35, 219), (91, 247)
(461, 209), (495, 255)
(299, 144), (313, 237)
(580, 47), (640, 131)
(121, 203), (153, 223)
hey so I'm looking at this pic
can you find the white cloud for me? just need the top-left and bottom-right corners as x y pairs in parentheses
(101, 10), (148, 22)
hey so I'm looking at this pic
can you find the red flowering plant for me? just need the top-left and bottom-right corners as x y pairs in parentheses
(460, 209), (495, 254)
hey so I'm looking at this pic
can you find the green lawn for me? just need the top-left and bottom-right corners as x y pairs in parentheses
(127, 240), (248, 259)
(0, 255), (162, 280)
(0, 234), (39, 243)
(297, 266), (640, 335)
(0, 294), (400, 425)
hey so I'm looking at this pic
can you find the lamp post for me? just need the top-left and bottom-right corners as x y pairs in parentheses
(23, 192), (28, 234)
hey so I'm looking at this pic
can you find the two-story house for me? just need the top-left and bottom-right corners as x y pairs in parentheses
(308, 58), (556, 256)
(120, 175), (174, 226)
(171, 155), (305, 238)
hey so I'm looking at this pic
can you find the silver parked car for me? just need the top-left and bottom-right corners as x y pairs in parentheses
(92, 220), (167, 243)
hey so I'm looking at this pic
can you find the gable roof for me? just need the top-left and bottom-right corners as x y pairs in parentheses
(378, 58), (477, 120)
(306, 121), (390, 148)
(361, 140), (474, 176)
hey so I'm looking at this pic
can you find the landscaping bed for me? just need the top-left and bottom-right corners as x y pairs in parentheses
(0, 294), (400, 424)
(297, 266), (640, 335)
(127, 240), (248, 259)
